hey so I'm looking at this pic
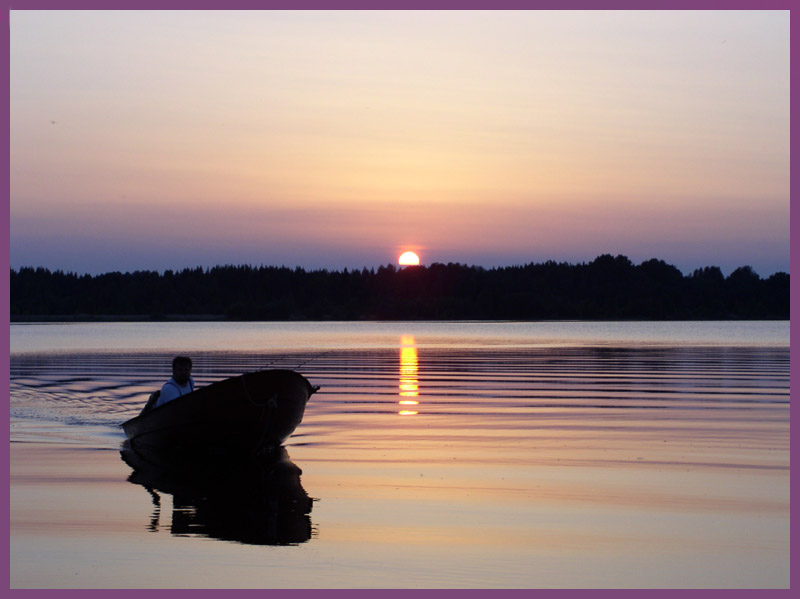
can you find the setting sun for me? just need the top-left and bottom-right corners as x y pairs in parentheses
(398, 251), (420, 266)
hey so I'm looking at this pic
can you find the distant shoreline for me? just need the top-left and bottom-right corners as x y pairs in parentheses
(11, 255), (789, 321)
(10, 314), (226, 323)
(10, 315), (788, 323)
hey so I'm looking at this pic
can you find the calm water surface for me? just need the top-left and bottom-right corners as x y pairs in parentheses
(9, 321), (790, 588)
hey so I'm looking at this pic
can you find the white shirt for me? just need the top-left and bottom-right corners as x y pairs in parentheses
(155, 376), (195, 407)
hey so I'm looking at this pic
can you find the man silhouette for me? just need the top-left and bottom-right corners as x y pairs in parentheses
(140, 356), (195, 414)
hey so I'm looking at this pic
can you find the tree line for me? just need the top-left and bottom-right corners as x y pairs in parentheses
(10, 254), (789, 320)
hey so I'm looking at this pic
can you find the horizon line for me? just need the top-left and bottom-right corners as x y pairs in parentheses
(11, 253), (791, 279)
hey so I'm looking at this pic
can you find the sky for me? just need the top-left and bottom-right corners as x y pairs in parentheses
(9, 10), (790, 276)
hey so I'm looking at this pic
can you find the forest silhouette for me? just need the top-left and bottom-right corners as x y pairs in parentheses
(10, 254), (789, 321)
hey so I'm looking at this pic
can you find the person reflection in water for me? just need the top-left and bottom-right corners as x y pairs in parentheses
(122, 445), (314, 545)
(141, 356), (195, 414)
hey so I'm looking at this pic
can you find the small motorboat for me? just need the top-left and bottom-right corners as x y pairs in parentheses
(122, 369), (318, 455)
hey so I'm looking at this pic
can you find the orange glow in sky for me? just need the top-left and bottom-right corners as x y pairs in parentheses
(8, 11), (790, 275)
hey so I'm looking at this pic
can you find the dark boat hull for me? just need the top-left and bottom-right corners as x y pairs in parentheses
(122, 369), (316, 454)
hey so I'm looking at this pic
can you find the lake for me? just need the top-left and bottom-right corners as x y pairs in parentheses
(9, 321), (790, 588)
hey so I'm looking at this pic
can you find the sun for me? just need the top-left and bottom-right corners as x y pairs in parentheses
(398, 251), (420, 266)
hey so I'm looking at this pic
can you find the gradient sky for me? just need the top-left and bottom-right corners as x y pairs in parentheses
(10, 10), (790, 275)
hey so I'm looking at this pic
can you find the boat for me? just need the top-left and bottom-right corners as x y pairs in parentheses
(121, 369), (318, 455)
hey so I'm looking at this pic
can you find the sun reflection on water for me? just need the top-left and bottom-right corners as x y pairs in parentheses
(399, 335), (419, 415)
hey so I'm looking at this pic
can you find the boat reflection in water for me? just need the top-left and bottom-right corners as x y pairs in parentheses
(120, 443), (314, 546)
(399, 335), (419, 416)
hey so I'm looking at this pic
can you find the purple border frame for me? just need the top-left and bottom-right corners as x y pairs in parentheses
(0, 2), (795, 7)
(3, 3), (794, 595)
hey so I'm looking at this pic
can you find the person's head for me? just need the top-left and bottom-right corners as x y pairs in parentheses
(172, 356), (193, 384)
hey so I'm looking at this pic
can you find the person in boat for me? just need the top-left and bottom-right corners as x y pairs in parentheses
(141, 356), (196, 413)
